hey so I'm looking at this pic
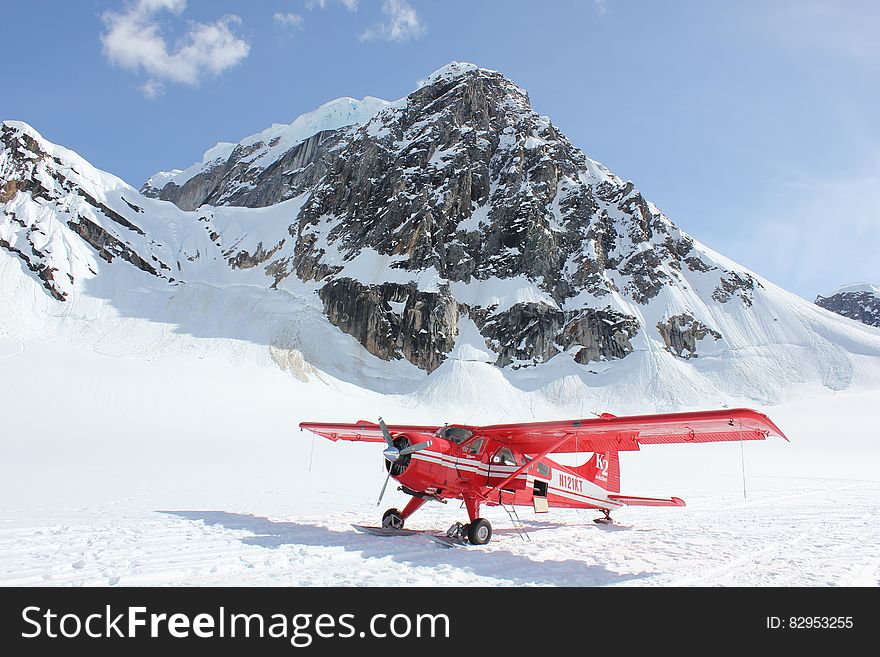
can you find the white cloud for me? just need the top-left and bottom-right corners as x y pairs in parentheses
(100, 0), (250, 97)
(274, 11), (305, 30)
(360, 0), (426, 42)
(593, 0), (608, 16)
(140, 79), (164, 100)
(306, 0), (359, 11)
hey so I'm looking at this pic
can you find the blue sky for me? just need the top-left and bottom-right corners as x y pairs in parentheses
(2, 0), (878, 299)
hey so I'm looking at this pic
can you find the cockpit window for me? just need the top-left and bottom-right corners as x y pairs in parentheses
(521, 455), (551, 478)
(491, 447), (517, 466)
(462, 437), (485, 455)
(435, 426), (474, 444)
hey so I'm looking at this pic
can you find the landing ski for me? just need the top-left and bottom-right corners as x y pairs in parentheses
(351, 524), (424, 537)
(429, 534), (469, 548)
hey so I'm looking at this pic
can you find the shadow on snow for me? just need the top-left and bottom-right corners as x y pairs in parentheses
(160, 510), (654, 587)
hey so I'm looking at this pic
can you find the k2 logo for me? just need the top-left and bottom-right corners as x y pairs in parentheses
(595, 454), (608, 478)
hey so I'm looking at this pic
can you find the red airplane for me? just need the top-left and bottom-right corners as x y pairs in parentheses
(300, 408), (787, 545)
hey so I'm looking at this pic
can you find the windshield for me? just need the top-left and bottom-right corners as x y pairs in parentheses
(434, 426), (474, 444)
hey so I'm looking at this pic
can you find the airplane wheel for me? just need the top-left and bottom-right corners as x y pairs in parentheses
(467, 518), (492, 545)
(382, 508), (404, 529)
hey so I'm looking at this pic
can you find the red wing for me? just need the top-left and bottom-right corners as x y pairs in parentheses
(475, 408), (788, 455)
(299, 420), (441, 443)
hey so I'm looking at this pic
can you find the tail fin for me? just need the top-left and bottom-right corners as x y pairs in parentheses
(574, 452), (620, 493)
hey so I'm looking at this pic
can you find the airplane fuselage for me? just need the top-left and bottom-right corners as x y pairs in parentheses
(390, 431), (619, 513)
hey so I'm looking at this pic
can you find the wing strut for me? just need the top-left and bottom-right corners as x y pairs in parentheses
(482, 433), (572, 500)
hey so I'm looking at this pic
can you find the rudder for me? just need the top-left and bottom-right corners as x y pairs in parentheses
(575, 452), (620, 493)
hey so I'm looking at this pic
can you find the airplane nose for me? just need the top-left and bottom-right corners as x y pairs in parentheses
(382, 446), (399, 462)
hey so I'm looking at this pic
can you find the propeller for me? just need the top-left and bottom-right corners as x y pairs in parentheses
(376, 417), (432, 506)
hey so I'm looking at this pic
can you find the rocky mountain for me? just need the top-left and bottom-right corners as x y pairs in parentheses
(137, 62), (762, 372)
(816, 283), (880, 328)
(140, 96), (391, 211)
(3, 62), (880, 405)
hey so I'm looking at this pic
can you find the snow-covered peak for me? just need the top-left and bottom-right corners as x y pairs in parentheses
(815, 282), (880, 329)
(421, 61), (484, 86)
(144, 96), (393, 192)
(418, 62), (532, 105)
(2, 120), (39, 140)
(201, 142), (237, 164)
(239, 96), (392, 155)
(3, 121), (92, 176)
(822, 282), (880, 298)
(2, 120), (130, 197)
(142, 168), (184, 190)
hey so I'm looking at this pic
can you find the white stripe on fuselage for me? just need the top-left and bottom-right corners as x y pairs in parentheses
(418, 450), (520, 472)
(409, 451), (616, 508)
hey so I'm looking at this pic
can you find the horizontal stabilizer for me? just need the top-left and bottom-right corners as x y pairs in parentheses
(608, 494), (686, 507)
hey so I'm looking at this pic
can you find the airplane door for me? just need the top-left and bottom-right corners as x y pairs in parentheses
(455, 437), (488, 485)
(533, 479), (549, 513)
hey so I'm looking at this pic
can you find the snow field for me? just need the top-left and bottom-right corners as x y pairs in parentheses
(1, 340), (877, 586)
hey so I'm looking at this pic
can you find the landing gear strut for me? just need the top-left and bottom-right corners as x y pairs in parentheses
(381, 495), (428, 529)
(446, 522), (466, 541)
(593, 509), (613, 525)
(449, 495), (493, 545)
(445, 518), (493, 545)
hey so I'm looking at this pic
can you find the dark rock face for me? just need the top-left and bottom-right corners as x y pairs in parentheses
(226, 239), (286, 270)
(657, 313), (722, 359)
(317, 277), (640, 371)
(318, 277), (459, 371)
(1, 180), (19, 203)
(472, 303), (640, 367)
(67, 214), (159, 276)
(816, 290), (880, 328)
(141, 130), (343, 211)
(712, 271), (762, 307)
